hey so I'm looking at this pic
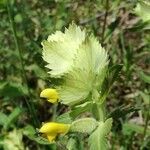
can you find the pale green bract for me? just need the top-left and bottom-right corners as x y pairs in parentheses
(58, 36), (108, 106)
(88, 118), (113, 150)
(42, 23), (108, 106)
(134, 1), (150, 22)
(42, 24), (85, 77)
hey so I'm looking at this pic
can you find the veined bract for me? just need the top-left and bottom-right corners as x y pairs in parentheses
(42, 24), (108, 106)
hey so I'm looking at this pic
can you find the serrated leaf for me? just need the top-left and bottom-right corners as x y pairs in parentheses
(58, 36), (108, 106)
(74, 36), (108, 75)
(70, 118), (98, 133)
(42, 23), (85, 77)
(88, 118), (112, 150)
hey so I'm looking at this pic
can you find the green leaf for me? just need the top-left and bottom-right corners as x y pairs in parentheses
(108, 64), (123, 86)
(70, 118), (98, 134)
(99, 64), (122, 103)
(128, 21), (150, 31)
(70, 102), (92, 119)
(88, 118), (112, 150)
(23, 125), (53, 145)
(42, 23), (85, 77)
(14, 14), (23, 23)
(139, 71), (150, 84)
(66, 136), (84, 150)
(56, 112), (73, 124)
(0, 82), (28, 98)
(123, 123), (150, 136)
(25, 64), (49, 79)
(66, 138), (79, 150)
(0, 112), (8, 126)
(23, 125), (35, 136)
(56, 102), (92, 123)
(139, 91), (150, 105)
(104, 18), (120, 42)
(3, 107), (23, 130)
(58, 36), (108, 106)
(3, 129), (24, 150)
(0, 0), (6, 6)
(108, 106), (139, 120)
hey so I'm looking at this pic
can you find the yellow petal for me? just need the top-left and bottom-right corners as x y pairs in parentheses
(47, 133), (57, 142)
(40, 88), (59, 103)
(39, 122), (70, 135)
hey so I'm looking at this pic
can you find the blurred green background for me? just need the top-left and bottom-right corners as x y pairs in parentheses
(0, 0), (150, 149)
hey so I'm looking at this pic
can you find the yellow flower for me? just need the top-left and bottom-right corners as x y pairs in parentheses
(39, 122), (70, 142)
(40, 88), (59, 103)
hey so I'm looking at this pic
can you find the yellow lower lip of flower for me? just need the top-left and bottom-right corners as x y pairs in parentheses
(40, 88), (59, 103)
(46, 133), (57, 142)
(39, 122), (70, 142)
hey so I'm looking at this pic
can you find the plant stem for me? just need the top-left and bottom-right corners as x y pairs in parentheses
(98, 103), (105, 122)
(52, 104), (58, 121)
(92, 103), (105, 122)
(7, 0), (39, 127)
(101, 0), (109, 46)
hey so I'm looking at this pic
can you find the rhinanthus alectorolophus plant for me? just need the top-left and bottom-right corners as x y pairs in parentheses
(39, 23), (122, 150)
